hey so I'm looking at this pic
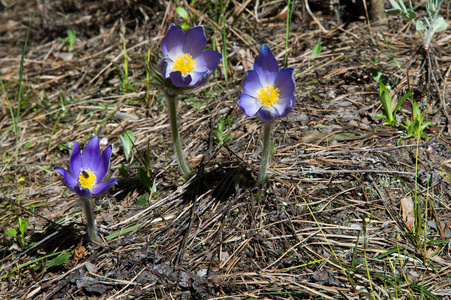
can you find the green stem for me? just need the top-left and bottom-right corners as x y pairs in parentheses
(81, 197), (100, 243)
(257, 122), (273, 186)
(164, 90), (192, 179)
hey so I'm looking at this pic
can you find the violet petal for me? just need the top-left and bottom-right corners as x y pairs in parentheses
(90, 179), (117, 195)
(242, 69), (262, 99)
(95, 145), (113, 183)
(274, 94), (295, 117)
(158, 57), (170, 79)
(194, 49), (222, 73)
(274, 68), (295, 98)
(257, 109), (276, 122)
(190, 70), (209, 87)
(161, 24), (185, 58)
(182, 26), (207, 58)
(55, 168), (78, 189)
(169, 71), (192, 87)
(70, 141), (82, 178)
(254, 45), (279, 86)
(74, 185), (91, 198)
(81, 136), (100, 171)
(238, 93), (261, 117)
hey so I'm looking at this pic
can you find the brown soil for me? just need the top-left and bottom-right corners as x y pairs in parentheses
(1, 0), (451, 299)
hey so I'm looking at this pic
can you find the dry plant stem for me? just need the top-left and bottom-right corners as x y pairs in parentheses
(257, 122), (272, 186)
(82, 197), (100, 243)
(164, 90), (192, 179)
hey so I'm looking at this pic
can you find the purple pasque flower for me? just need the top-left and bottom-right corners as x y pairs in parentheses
(158, 24), (222, 87)
(238, 45), (295, 122)
(56, 136), (117, 198)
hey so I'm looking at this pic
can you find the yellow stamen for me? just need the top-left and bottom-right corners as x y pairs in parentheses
(172, 53), (196, 76)
(78, 169), (96, 189)
(257, 84), (279, 108)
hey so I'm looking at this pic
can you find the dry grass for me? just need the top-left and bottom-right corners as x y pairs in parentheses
(1, 0), (451, 299)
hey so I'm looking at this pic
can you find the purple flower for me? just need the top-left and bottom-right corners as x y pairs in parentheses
(238, 45), (295, 122)
(159, 24), (222, 87)
(56, 136), (117, 198)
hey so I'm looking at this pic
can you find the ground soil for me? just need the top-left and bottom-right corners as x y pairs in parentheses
(1, 0), (451, 299)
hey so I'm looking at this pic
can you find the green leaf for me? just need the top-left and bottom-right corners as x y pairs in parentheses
(67, 29), (76, 51)
(175, 6), (189, 21)
(47, 253), (71, 268)
(433, 17), (449, 33)
(387, 0), (401, 11)
(181, 23), (191, 31)
(118, 163), (129, 178)
(385, 8), (403, 16)
(138, 168), (152, 191)
(23, 142), (33, 149)
(18, 217), (28, 237)
(223, 134), (234, 142)
(105, 223), (141, 241)
(5, 228), (17, 238)
(119, 130), (135, 161)
(416, 20), (425, 31)
(393, 92), (412, 114)
(311, 42), (322, 56)
(373, 114), (388, 121)
(406, 9), (416, 21)
(379, 82), (394, 124)
(371, 68), (382, 82)
(136, 194), (148, 206)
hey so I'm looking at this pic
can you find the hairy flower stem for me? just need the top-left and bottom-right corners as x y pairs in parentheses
(81, 197), (100, 243)
(164, 90), (192, 179)
(257, 122), (272, 186)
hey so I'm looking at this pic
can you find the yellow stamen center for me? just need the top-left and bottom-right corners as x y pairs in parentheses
(257, 84), (279, 108)
(172, 53), (196, 76)
(78, 169), (96, 189)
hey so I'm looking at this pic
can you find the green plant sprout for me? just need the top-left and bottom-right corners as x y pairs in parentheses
(119, 130), (135, 162)
(118, 19), (134, 93)
(374, 81), (411, 126)
(311, 41), (322, 59)
(4, 216), (29, 249)
(61, 29), (76, 52)
(398, 100), (433, 144)
(213, 119), (233, 146)
(175, 6), (190, 31)
(386, 0), (448, 50)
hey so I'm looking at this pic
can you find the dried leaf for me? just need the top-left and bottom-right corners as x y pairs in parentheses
(401, 196), (414, 231)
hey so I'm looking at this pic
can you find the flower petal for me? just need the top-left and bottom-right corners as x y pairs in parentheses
(95, 145), (113, 183)
(274, 94), (295, 117)
(183, 26), (207, 58)
(158, 57), (171, 78)
(161, 24), (185, 58)
(70, 141), (81, 178)
(74, 185), (91, 198)
(242, 69), (262, 98)
(274, 68), (295, 98)
(194, 49), (222, 73)
(169, 71), (192, 87)
(238, 93), (261, 117)
(56, 168), (78, 189)
(257, 109), (276, 122)
(190, 70), (209, 87)
(90, 179), (117, 195)
(81, 136), (100, 171)
(254, 45), (279, 86)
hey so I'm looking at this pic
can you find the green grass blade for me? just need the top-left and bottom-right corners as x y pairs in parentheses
(16, 11), (35, 138)
(284, 0), (293, 67)
(0, 76), (17, 136)
(220, 0), (228, 84)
